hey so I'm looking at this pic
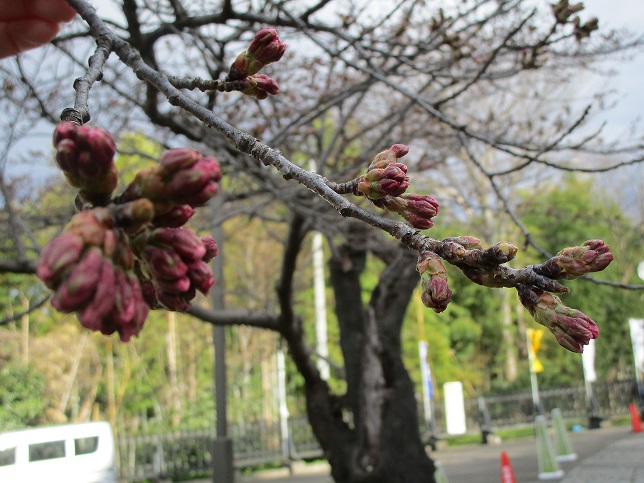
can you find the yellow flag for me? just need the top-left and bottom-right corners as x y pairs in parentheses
(527, 328), (544, 373)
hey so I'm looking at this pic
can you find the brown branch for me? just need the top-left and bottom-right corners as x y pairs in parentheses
(187, 304), (281, 330)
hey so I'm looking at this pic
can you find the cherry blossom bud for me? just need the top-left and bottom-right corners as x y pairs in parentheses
(240, 74), (280, 99)
(153, 204), (195, 228)
(228, 28), (287, 80)
(172, 181), (220, 207)
(53, 121), (77, 144)
(159, 148), (201, 175)
(165, 159), (217, 195)
(78, 258), (117, 331)
(150, 227), (207, 261)
(358, 162), (409, 199)
(55, 138), (78, 172)
(517, 284), (598, 353)
(537, 239), (613, 280)
(53, 122), (116, 182)
(50, 248), (103, 313)
(187, 260), (215, 294)
(417, 251), (452, 313)
(248, 28), (286, 66)
(201, 236), (219, 262)
(139, 276), (158, 308)
(110, 267), (136, 327)
(400, 194), (439, 229)
(37, 232), (85, 288)
(156, 275), (192, 294)
(368, 144), (409, 170)
(65, 209), (112, 247)
(143, 245), (188, 280)
(75, 125), (116, 164)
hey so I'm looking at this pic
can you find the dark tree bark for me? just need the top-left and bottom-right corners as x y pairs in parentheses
(302, 224), (435, 482)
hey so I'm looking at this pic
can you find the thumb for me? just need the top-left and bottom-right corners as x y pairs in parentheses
(0, 19), (60, 59)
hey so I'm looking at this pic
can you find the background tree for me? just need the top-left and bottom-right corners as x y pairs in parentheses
(0, 1), (643, 482)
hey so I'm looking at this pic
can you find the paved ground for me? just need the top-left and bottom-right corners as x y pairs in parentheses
(229, 424), (643, 483)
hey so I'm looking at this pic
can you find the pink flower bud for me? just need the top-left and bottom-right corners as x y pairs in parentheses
(172, 181), (220, 207)
(153, 204), (195, 228)
(187, 260), (215, 294)
(368, 144), (410, 170)
(78, 258), (117, 331)
(55, 138), (78, 173)
(159, 148), (201, 175)
(246, 28), (287, 72)
(150, 227), (207, 261)
(420, 277), (452, 313)
(201, 236), (219, 262)
(50, 248), (103, 313)
(358, 162), (409, 199)
(139, 276), (158, 308)
(53, 121), (78, 145)
(155, 275), (192, 294)
(53, 123), (116, 183)
(517, 285), (598, 353)
(400, 194), (439, 229)
(228, 28), (286, 80)
(241, 74), (280, 99)
(143, 246), (188, 280)
(165, 160), (214, 195)
(417, 251), (452, 313)
(109, 267), (137, 327)
(37, 232), (85, 288)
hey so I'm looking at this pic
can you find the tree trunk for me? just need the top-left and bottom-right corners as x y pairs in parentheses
(305, 239), (435, 482)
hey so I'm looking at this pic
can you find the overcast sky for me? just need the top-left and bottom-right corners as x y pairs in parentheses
(3, 1), (642, 179)
(579, 0), (644, 138)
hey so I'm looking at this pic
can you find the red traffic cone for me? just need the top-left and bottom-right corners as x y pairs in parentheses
(500, 451), (517, 483)
(629, 403), (643, 433)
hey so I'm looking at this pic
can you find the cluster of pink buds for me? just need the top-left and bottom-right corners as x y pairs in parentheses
(39, 123), (223, 342)
(375, 193), (440, 229)
(356, 144), (439, 229)
(417, 251), (452, 313)
(121, 148), (221, 214)
(357, 145), (410, 200)
(135, 228), (217, 312)
(517, 284), (598, 353)
(225, 28), (286, 100)
(53, 122), (119, 205)
(37, 208), (149, 342)
(227, 28), (287, 81)
(536, 240), (613, 280)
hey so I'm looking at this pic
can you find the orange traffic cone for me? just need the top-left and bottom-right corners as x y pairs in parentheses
(629, 403), (643, 433)
(500, 451), (517, 483)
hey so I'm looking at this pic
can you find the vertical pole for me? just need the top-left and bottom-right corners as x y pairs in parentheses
(526, 330), (542, 415)
(211, 195), (234, 483)
(277, 342), (290, 463)
(310, 160), (329, 381)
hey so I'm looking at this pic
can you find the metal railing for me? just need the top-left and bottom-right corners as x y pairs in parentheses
(114, 379), (637, 481)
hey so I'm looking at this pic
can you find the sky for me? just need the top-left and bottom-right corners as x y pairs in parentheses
(578, 0), (644, 138)
(3, 0), (642, 179)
